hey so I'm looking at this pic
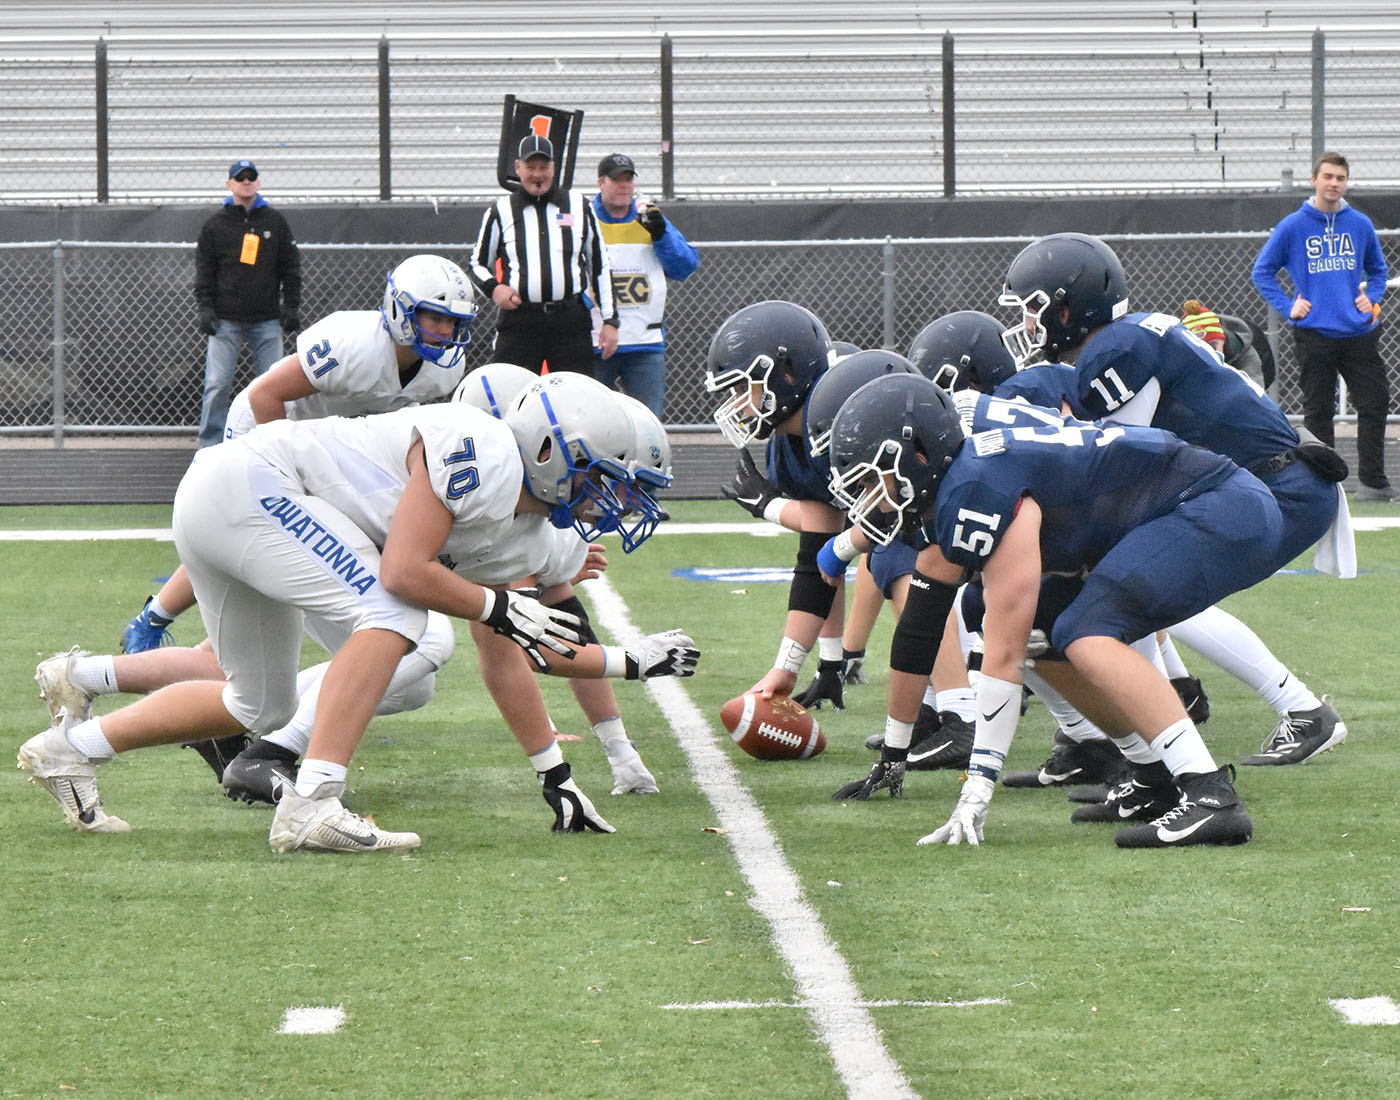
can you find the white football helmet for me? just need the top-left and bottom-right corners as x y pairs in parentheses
(505, 373), (635, 540)
(615, 393), (673, 552)
(452, 361), (538, 418)
(380, 254), (477, 368)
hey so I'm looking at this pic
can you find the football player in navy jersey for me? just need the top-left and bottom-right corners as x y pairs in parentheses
(998, 233), (1351, 767)
(827, 376), (1281, 849)
(703, 302), (851, 707)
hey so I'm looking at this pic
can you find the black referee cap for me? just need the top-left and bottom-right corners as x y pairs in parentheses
(518, 135), (554, 162)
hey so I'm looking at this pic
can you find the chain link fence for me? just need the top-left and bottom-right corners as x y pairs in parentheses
(4, 31), (1400, 202)
(4, 233), (1398, 439)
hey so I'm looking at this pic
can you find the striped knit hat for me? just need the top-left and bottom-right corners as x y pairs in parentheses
(1181, 300), (1225, 343)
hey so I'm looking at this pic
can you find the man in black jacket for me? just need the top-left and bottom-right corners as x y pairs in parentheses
(194, 159), (302, 447)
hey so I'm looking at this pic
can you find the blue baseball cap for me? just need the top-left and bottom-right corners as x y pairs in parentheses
(228, 159), (258, 179)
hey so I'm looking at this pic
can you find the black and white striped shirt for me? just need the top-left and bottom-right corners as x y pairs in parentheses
(469, 186), (617, 322)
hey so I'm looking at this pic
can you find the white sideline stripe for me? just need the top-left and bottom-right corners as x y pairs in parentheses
(0, 522), (782, 542)
(583, 574), (918, 1100)
(5, 516), (1400, 543)
(663, 998), (1008, 1010)
(277, 1005), (346, 1035)
(1329, 996), (1400, 1025)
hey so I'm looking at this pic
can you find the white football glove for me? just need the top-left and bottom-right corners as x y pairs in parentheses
(602, 737), (659, 795)
(917, 774), (996, 847)
(479, 588), (581, 670)
(625, 629), (699, 680)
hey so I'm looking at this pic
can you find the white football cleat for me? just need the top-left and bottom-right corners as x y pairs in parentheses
(268, 781), (421, 854)
(17, 711), (130, 833)
(35, 647), (97, 723)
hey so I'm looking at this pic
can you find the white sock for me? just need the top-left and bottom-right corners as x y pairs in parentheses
(294, 759), (347, 797)
(70, 655), (119, 696)
(934, 688), (975, 723)
(1156, 635), (1191, 679)
(66, 717), (116, 761)
(1169, 607), (1319, 715)
(1108, 731), (1158, 765)
(147, 594), (177, 623)
(1152, 719), (1216, 777)
(922, 684), (938, 710)
(1021, 667), (1110, 742)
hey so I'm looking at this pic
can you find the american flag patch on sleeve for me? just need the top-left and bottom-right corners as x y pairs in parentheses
(556, 213), (574, 227)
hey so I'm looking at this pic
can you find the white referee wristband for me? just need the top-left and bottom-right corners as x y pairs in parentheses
(773, 636), (811, 675)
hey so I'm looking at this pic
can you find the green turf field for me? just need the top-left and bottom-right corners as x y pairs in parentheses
(3, 500), (1397, 1099)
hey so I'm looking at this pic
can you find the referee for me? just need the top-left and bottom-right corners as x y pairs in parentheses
(469, 135), (618, 375)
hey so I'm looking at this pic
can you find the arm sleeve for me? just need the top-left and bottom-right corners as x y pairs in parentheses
(654, 224), (699, 282)
(277, 215), (302, 310)
(469, 203), (503, 297)
(1251, 226), (1295, 317)
(193, 222), (217, 309)
(583, 201), (617, 324)
(1363, 225), (1388, 306)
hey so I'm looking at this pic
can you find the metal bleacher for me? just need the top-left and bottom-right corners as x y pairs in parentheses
(5, 2), (1400, 200)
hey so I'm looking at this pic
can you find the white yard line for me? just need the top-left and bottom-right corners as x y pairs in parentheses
(277, 1004), (346, 1035)
(583, 573), (919, 1100)
(4, 516), (1400, 544)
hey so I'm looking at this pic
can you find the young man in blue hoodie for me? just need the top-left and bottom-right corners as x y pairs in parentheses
(1252, 152), (1392, 500)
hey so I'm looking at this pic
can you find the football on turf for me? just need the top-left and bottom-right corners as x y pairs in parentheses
(720, 692), (826, 761)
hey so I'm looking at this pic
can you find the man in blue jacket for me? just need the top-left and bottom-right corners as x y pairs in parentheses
(590, 153), (699, 418)
(1252, 152), (1392, 500)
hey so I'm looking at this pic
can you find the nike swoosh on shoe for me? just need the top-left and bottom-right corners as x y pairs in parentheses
(326, 823), (377, 847)
(1038, 766), (1085, 784)
(1156, 813), (1216, 843)
(908, 739), (954, 763)
(70, 781), (98, 826)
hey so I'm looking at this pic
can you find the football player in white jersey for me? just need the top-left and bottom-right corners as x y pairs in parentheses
(117, 254), (478, 659)
(20, 375), (698, 852)
(106, 254), (478, 777)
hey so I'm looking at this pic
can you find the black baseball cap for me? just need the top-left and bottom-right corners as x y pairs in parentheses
(228, 159), (258, 179)
(518, 135), (554, 162)
(598, 153), (636, 179)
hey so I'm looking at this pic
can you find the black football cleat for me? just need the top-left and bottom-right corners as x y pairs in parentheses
(182, 734), (252, 782)
(222, 741), (300, 806)
(1114, 764), (1252, 848)
(1241, 697), (1347, 766)
(1003, 729), (1127, 789)
(907, 711), (973, 770)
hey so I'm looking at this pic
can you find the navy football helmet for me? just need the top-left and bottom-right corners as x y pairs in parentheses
(827, 374), (965, 547)
(907, 311), (1018, 394)
(998, 233), (1130, 365)
(805, 349), (921, 457)
(704, 301), (835, 447)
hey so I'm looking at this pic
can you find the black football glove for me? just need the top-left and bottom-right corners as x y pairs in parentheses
(538, 762), (616, 833)
(832, 749), (907, 801)
(720, 449), (779, 519)
(196, 306), (219, 335)
(794, 658), (845, 711)
(280, 308), (301, 333)
(841, 649), (867, 685)
(637, 201), (665, 240)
